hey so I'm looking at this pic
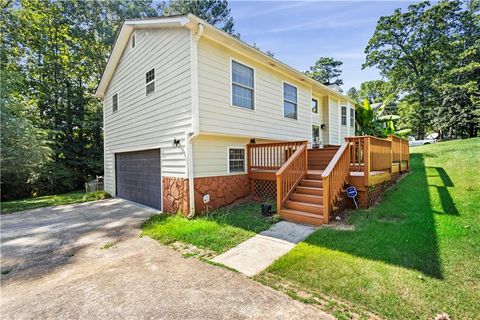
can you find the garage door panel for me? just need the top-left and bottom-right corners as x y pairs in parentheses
(115, 149), (161, 210)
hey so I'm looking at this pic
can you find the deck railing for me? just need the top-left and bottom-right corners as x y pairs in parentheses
(276, 143), (308, 213)
(247, 140), (307, 172)
(370, 136), (392, 172)
(346, 135), (409, 185)
(321, 142), (351, 223)
(387, 134), (410, 171)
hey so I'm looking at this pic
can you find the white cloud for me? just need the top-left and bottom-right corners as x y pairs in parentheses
(268, 16), (377, 33)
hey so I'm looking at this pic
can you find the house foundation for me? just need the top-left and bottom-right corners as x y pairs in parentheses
(194, 175), (250, 214)
(162, 177), (189, 214)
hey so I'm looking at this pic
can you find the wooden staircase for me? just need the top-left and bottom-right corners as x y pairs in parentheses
(277, 142), (351, 226)
(280, 171), (326, 226)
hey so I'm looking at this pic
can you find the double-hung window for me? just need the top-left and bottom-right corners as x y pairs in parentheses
(341, 106), (347, 126)
(350, 108), (355, 128)
(228, 148), (245, 173)
(231, 61), (254, 109)
(283, 83), (297, 120)
(311, 98), (318, 114)
(112, 93), (118, 112)
(145, 68), (155, 95)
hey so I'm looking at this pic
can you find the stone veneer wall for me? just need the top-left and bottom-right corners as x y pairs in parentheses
(194, 174), (250, 214)
(162, 177), (189, 215)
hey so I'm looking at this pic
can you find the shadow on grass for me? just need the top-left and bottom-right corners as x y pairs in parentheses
(303, 153), (459, 279)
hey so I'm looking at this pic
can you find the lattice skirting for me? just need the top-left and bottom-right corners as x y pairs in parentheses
(252, 179), (276, 200)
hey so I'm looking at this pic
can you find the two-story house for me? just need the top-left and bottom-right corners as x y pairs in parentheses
(95, 14), (358, 217)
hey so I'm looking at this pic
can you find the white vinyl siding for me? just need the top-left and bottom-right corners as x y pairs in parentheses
(103, 27), (192, 194)
(328, 97), (340, 145)
(321, 96), (329, 143)
(197, 37), (310, 141)
(192, 135), (273, 178)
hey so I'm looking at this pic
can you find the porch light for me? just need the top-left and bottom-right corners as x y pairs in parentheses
(250, 138), (256, 144)
(321, 124), (326, 130)
(173, 138), (181, 148)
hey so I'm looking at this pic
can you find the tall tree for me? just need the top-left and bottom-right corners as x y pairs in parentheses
(364, 0), (464, 138)
(305, 57), (343, 86)
(347, 87), (359, 104)
(2, 0), (160, 197)
(358, 80), (386, 103)
(434, 0), (480, 138)
(0, 69), (52, 200)
(158, 0), (238, 36)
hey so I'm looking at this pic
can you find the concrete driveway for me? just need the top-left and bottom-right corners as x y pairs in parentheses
(1, 199), (332, 320)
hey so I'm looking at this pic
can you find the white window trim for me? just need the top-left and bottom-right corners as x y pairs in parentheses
(145, 67), (155, 96)
(341, 105), (347, 126)
(282, 81), (298, 121)
(311, 97), (319, 114)
(112, 92), (119, 113)
(227, 146), (247, 175)
(131, 32), (136, 50)
(229, 58), (256, 112)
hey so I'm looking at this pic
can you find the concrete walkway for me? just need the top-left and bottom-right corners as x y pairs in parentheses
(211, 221), (316, 276)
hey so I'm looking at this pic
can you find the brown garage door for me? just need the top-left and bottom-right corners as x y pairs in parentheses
(115, 149), (161, 210)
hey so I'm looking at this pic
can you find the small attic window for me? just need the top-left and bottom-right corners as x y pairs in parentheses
(112, 93), (118, 112)
(131, 33), (136, 49)
(145, 68), (155, 95)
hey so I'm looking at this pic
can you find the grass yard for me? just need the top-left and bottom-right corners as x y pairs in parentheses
(256, 138), (480, 319)
(142, 201), (278, 254)
(1, 191), (110, 214)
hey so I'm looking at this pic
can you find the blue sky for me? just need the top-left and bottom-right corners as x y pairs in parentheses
(228, 1), (418, 90)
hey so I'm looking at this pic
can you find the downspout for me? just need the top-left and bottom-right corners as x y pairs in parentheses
(186, 23), (204, 219)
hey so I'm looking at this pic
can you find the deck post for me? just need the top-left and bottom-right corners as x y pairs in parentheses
(323, 177), (330, 224)
(276, 175), (281, 214)
(304, 142), (308, 178)
(247, 144), (251, 175)
(389, 139), (393, 173)
(364, 137), (370, 186)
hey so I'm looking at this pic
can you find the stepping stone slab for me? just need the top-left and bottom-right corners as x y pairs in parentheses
(211, 221), (316, 276)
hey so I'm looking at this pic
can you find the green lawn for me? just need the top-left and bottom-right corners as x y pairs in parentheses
(142, 201), (278, 254)
(256, 138), (480, 319)
(1, 191), (110, 214)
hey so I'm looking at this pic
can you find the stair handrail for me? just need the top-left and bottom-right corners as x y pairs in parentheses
(275, 143), (308, 213)
(321, 141), (350, 224)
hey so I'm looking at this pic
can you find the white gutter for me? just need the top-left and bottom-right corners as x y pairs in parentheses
(186, 23), (204, 219)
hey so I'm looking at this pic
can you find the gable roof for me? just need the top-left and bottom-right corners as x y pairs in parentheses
(95, 14), (353, 104)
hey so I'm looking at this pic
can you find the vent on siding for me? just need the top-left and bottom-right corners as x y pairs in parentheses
(145, 68), (155, 95)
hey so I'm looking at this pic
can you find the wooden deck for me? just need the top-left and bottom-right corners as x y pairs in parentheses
(349, 170), (391, 186)
(247, 135), (410, 226)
